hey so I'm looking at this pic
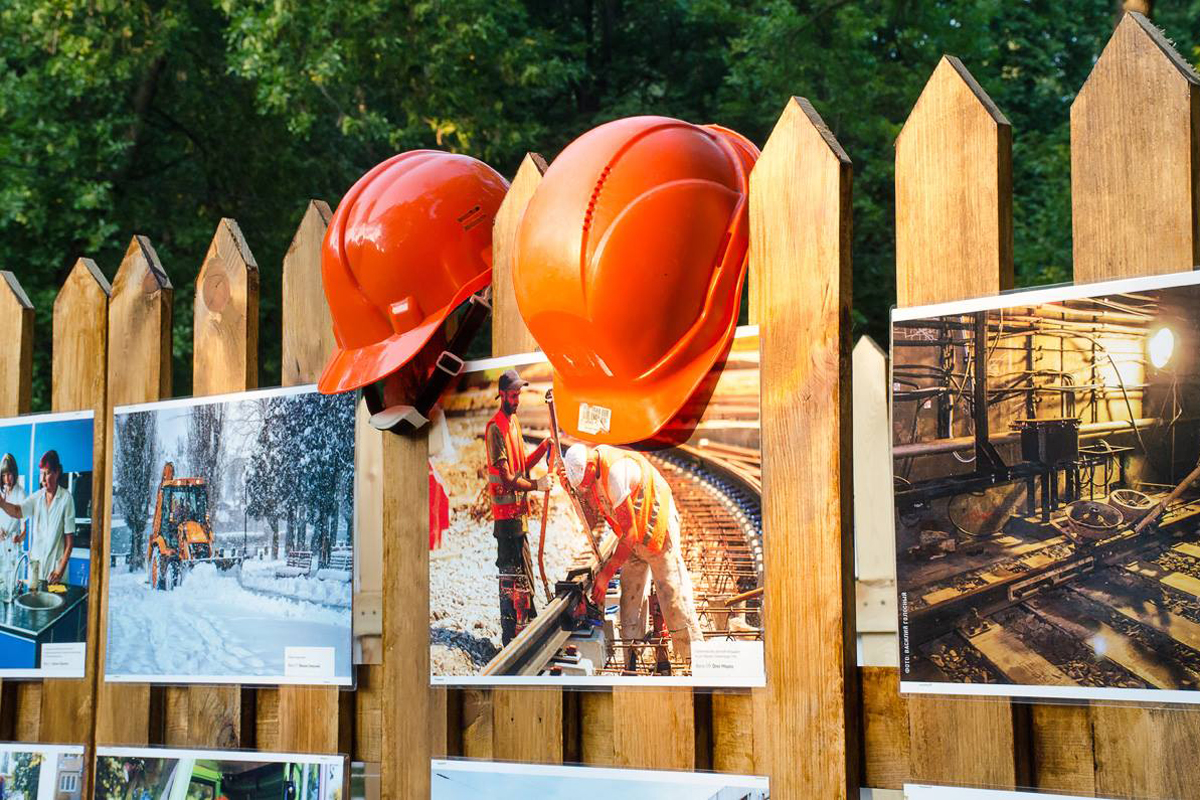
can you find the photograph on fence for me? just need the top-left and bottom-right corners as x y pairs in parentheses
(905, 787), (1119, 799)
(0, 743), (86, 800)
(892, 270), (1200, 703)
(431, 759), (769, 799)
(428, 329), (763, 686)
(104, 385), (355, 685)
(0, 410), (94, 679)
(94, 747), (345, 800)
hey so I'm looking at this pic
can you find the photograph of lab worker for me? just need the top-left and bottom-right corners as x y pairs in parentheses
(0, 411), (94, 675)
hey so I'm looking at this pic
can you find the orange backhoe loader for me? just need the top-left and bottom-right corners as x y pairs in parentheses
(147, 462), (242, 590)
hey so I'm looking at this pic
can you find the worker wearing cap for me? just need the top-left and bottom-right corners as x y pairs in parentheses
(562, 443), (705, 665)
(486, 368), (553, 645)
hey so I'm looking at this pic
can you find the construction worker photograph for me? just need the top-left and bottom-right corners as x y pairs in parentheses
(562, 442), (706, 668)
(486, 368), (554, 645)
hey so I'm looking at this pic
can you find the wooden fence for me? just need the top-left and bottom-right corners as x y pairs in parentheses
(0, 10), (1194, 800)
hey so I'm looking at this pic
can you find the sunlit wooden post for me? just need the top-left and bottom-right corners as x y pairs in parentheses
(96, 236), (173, 745)
(1069, 12), (1200, 799)
(752, 97), (857, 798)
(893, 55), (1026, 789)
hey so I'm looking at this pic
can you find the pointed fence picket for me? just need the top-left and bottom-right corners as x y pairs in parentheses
(6, 11), (1197, 799)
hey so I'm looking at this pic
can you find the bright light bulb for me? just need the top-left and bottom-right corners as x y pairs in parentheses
(1149, 327), (1175, 369)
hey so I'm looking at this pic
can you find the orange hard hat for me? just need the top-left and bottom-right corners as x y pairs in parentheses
(513, 116), (758, 445)
(318, 150), (509, 395)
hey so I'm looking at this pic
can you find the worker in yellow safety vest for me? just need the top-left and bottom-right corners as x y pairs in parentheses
(486, 368), (553, 645)
(562, 443), (705, 664)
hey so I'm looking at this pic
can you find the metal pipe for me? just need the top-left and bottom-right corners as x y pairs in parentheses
(892, 417), (1165, 459)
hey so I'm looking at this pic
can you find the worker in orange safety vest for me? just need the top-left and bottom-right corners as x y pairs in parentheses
(562, 443), (705, 666)
(486, 368), (553, 645)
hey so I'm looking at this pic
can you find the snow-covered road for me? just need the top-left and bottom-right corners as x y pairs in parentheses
(105, 563), (351, 682)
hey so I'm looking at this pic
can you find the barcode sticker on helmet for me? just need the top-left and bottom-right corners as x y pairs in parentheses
(577, 402), (612, 435)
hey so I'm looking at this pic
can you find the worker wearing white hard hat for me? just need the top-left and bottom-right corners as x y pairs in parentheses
(562, 443), (704, 665)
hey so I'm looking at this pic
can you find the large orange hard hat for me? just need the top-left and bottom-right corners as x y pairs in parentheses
(318, 150), (509, 395)
(513, 116), (758, 445)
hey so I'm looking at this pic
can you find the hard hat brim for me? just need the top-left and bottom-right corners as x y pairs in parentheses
(317, 270), (491, 394)
(551, 315), (739, 446)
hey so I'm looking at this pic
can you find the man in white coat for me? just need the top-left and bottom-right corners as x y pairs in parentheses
(0, 450), (75, 585)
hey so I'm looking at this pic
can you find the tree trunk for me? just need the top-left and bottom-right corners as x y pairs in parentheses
(269, 519), (279, 559)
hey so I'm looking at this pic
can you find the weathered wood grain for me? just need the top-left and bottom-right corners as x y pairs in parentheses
(860, 667), (910, 790)
(381, 428), (429, 799)
(96, 236), (173, 744)
(896, 56), (1014, 306)
(491, 153), (547, 357)
(487, 153), (564, 765)
(1071, 12), (1199, 281)
(277, 204), (346, 754)
(0, 273), (34, 740)
(159, 218), (260, 749)
(0, 273), (33, 418)
(894, 56), (1024, 789)
(1071, 15), (1200, 797)
(611, 687), (694, 770)
(40, 260), (109, 788)
(751, 97), (857, 798)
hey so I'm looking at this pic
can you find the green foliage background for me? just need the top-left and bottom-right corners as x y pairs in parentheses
(2, 1), (1199, 406)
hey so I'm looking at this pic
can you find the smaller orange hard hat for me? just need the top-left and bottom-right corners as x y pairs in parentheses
(513, 116), (758, 444)
(318, 150), (509, 397)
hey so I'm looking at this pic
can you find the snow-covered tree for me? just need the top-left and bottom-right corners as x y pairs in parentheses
(186, 402), (226, 514)
(114, 411), (160, 569)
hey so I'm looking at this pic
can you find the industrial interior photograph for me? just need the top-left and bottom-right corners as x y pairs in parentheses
(892, 273), (1200, 701)
(428, 333), (763, 684)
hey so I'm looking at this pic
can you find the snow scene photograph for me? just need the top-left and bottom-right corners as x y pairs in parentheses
(104, 385), (356, 685)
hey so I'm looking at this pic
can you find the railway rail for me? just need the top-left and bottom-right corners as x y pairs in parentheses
(905, 491), (1200, 690)
(482, 439), (764, 678)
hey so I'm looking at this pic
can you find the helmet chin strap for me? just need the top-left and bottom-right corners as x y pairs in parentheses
(363, 289), (492, 434)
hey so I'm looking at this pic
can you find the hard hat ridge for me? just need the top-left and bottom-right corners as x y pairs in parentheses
(513, 115), (759, 445)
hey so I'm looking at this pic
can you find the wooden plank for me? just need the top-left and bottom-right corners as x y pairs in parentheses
(711, 693), (757, 773)
(490, 153), (546, 357)
(1071, 21), (1200, 794)
(1030, 594), (1186, 689)
(1074, 579), (1200, 651)
(381, 429), (429, 800)
(895, 56), (1014, 306)
(1070, 12), (1200, 280)
(1029, 703), (1097, 796)
(861, 667), (911, 791)
(752, 97), (856, 798)
(579, 692), (613, 765)
(485, 152), (563, 765)
(854, 337), (897, 649)
(611, 688), (693, 770)
(1162, 571), (1200, 599)
(276, 203), (346, 754)
(160, 218), (258, 749)
(96, 235), (173, 744)
(40, 260), (109, 773)
(965, 625), (1076, 686)
(0, 273), (34, 740)
(894, 55), (1025, 789)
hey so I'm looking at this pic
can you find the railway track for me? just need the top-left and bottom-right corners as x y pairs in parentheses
(482, 440), (763, 678)
(905, 493), (1200, 691)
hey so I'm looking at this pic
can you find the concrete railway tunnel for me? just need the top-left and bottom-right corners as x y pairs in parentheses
(892, 283), (1200, 689)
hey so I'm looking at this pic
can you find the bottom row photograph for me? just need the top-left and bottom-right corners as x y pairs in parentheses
(0, 744), (771, 800)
